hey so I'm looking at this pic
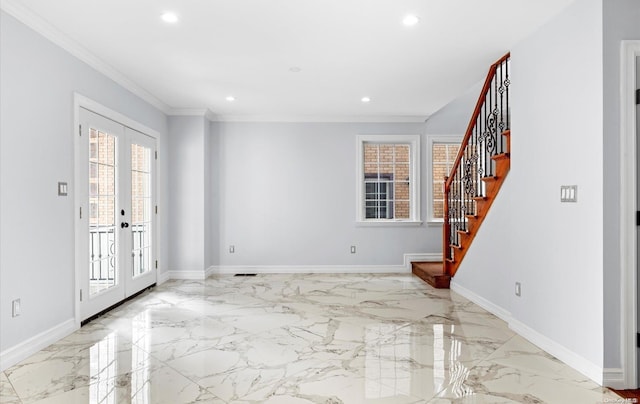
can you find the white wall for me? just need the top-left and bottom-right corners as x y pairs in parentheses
(425, 81), (482, 135)
(167, 116), (207, 273)
(209, 122), (221, 267)
(204, 119), (214, 269)
(210, 122), (436, 268)
(453, 0), (605, 381)
(602, 0), (640, 371)
(0, 11), (168, 353)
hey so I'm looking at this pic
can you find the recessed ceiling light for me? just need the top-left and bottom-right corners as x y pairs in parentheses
(226, 96), (236, 102)
(361, 97), (371, 103)
(402, 14), (420, 26)
(161, 12), (179, 24)
(289, 67), (302, 73)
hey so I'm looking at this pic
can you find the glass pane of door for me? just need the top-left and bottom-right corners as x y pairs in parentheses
(89, 128), (118, 296)
(131, 143), (151, 278)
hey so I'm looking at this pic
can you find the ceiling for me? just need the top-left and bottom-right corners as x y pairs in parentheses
(3, 0), (576, 121)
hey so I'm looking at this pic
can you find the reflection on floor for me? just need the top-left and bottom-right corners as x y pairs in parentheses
(612, 389), (640, 400)
(1, 273), (621, 403)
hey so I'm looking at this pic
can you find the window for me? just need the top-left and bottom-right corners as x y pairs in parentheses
(356, 135), (420, 224)
(427, 135), (462, 223)
(365, 173), (394, 219)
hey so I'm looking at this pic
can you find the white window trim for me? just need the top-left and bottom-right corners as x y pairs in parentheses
(426, 135), (463, 225)
(355, 134), (421, 225)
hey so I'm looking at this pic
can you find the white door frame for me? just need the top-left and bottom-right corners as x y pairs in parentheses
(620, 40), (640, 389)
(73, 93), (159, 328)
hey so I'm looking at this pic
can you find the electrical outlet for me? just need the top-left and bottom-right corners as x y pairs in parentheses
(12, 299), (21, 317)
(350, 245), (356, 254)
(515, 282), (521, 297)
(229, 245), (235, 253)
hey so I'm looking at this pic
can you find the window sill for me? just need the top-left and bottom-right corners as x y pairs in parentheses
(355, 220), (423, 227)
(427, 220), (445, 227)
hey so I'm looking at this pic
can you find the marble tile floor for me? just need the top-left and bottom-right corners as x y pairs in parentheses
(0, 273), (623, 404)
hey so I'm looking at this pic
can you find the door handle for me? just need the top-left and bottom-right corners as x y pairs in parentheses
(121, 222), (129, 229)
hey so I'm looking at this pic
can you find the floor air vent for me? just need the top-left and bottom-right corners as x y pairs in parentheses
(234, 273), (257, 277)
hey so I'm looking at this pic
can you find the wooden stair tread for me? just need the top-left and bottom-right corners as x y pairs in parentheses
(445, 141), (511, 277)
(411, 262), (451, 289)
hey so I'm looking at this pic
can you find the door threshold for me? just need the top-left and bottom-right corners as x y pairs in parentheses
(81, 283), (156, 326)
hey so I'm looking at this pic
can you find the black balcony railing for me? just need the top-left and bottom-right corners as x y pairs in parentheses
(89, 225), (148, 281)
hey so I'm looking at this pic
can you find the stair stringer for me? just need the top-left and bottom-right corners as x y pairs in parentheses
(450, 169), (515, 312)
(445, 138), (511, 277)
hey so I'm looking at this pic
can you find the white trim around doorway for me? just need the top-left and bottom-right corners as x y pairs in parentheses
(619, 40), (640, 390)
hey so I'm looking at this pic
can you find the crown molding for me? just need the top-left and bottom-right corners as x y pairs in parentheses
(207, 114), (429, 123)
(0, 0), (172, 114)
(168, 108), (218, 122)
(168, 110), (427, 123)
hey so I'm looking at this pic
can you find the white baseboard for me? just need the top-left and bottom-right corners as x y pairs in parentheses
(0, 318), (77, 372)
(449, 280), (511, 323)
(509, 318), (603, 385)
(167, 253), (440, 279)
(208, 264), (412, 275)
(449, 280), (607, 386)
(403, 253), (441, 269)
(603, 368), (626, 389)
(157, 270), (170, 285)
(205, 266), (217, 278)
(205, 253), (441, 276)
(167, 270), (209, 280)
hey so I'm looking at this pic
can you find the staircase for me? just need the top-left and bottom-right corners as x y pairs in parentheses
(413, 53), (511, 289)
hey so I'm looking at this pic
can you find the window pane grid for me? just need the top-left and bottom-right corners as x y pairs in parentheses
(131, 144), (152, 278)
(363, 143), (411, 220)
(89, 129), (118, 295)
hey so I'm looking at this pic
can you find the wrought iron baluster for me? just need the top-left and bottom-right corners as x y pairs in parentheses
(499, 63), (504, 154)
(448, 183), (453, 250)
(98, 230), (104, 280)
(478, 105), (487, 191)
(505, 60), (510, 131)
(493, 78), (497, 176)
(139, 227), (144, 273)
(482, 99), (487, 181)
(471, 120), (479, 194)
(457, 163), (462, 244)
(90, 231), (95, 280)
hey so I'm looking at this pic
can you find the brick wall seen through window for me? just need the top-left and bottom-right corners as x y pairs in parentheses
(363, 143), (411, 220)
(432, 143), (461, 219)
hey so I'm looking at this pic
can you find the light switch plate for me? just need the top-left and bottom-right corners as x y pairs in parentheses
(12, 299), (21, 317)
(560, 185), (577, 202)
(58, 182), (68, 196)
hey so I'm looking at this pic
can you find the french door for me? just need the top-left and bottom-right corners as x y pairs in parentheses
(77, 108), (156, 321)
